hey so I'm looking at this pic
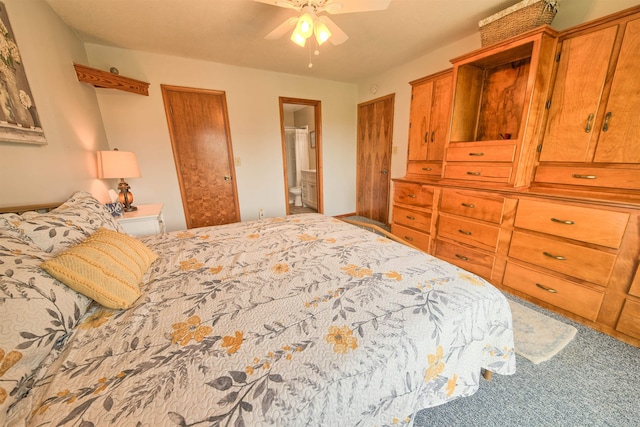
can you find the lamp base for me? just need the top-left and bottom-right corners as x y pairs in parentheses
(117, 179), (137, 212)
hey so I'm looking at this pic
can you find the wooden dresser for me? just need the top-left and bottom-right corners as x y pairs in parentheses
(391, 5), (640, 347)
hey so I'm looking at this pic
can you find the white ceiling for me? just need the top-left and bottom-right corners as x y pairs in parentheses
(45, 0), (538, 82)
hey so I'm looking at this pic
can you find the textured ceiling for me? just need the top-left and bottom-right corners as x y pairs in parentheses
(45, 0), (536, 82)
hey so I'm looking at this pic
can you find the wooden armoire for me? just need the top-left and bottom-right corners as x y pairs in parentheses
(391, 6), (640, 347)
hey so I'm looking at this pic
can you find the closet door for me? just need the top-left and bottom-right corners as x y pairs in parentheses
(162, 85), (240, 228)
(357, 94), (394, 225)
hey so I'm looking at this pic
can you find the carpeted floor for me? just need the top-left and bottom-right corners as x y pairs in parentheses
(413, 295), (640, 427)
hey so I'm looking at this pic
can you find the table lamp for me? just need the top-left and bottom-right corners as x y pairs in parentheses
(97, 149), (141, 212)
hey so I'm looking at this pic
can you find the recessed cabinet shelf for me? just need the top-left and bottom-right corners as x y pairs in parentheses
(444, 26), (558, 188)
(73, 64), (149, 96)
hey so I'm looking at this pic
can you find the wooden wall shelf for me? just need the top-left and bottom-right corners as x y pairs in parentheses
(73, 64), (149, 96)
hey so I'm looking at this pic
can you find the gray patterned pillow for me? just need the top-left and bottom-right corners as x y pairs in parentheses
(8, 191), (124, 255)
(0, 231), (91, 415)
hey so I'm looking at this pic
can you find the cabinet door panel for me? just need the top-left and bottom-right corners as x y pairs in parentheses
(539, 26), (617, 162)
(594, 18), (640, 163)
(427, 73), (453, 161)
(408, 81), (433, 161)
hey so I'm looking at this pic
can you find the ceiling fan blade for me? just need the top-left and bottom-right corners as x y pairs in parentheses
(253, 0), (301, 11)
(318, 15), (348, 45)
(265, 17), (298, 40)
(323, 0), (391, 14)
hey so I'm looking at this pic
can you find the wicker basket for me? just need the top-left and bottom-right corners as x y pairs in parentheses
(479, 0), (559, 46)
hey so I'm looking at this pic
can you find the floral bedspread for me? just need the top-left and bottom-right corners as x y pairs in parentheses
(16, 214), (515, 426)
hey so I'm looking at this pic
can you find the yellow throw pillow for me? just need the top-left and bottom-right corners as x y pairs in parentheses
(41, 228), (157, 309)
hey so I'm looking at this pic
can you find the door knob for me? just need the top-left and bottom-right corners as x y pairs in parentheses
(224, 176), (232, 181)
(381, 169), (388, 175)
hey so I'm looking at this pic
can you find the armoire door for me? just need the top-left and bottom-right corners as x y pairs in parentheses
(356, 94), (394, 225)
(161, 85), (240, 228)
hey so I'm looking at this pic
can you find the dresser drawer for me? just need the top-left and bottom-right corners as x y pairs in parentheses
(446, 143), (516, 162)
(391, 223), (431, 253)
(616, 299), (640, 339)
(393, 182), (435, 207)
(435, 239), (494, 280)
(440, 189), (506, 224)
(444, 165), (512, 183)
(514, 199), (629, 249)
(438, 214), (501, 251)
(393, 205), (432, 230)
(503, 262), (604, 321)
(535, 166), (640, 190)
(406, 161), (442, 177)
(508, 231), (616, 286)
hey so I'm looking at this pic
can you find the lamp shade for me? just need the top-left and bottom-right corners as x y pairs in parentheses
(96, 150), (141, 179)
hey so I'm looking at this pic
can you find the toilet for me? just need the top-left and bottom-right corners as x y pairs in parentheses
(289, 187), (302, 207)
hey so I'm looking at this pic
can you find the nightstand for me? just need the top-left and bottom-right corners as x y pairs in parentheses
(116, 203), (165, 237)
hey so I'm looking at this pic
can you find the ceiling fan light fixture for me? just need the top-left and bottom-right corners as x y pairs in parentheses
(295, 11), (314, 38)
(290, 28), (307, 47)
(314, 19), (331, 45)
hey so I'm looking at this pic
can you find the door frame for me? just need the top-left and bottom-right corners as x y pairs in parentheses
(279, 97), (324, 215)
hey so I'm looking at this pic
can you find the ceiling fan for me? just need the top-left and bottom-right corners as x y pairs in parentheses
(255, 0), (392, 47)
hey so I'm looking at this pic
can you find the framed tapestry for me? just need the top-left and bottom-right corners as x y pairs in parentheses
(0, 2), (46, 145)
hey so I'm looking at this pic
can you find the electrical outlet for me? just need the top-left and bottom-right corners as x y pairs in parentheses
(258, 208), (264, 219)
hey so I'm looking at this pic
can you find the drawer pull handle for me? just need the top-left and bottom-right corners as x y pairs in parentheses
(406, 215), (416, 221)
(466, 171), (481, 176)
(461, 203), (476, 208)
(602, 111), (612, 132)
(543, 251), (566, 261)
(468, 152), (485, 156)
(421, 167), (433, 171)
(455, 254), (469, 261)
(458, 229), (472, 235)
(572, 174), (597, 180)
(550, 217), (575, 225)
(407, 194), (417, 198)
(585, 113), (594, 133)
(536, 283), (558, 294)
(404, 236), (414, 241)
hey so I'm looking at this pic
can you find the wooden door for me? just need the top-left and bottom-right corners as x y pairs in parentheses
(539, 26), (617, 162)
(162, 85), (240, 228)
(427, 71), (453, 162)
(357, 94), (394, 224)
(594, 17), (640, 163)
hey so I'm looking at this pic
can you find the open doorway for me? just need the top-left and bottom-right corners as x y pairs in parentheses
(279, 97), (323, 215)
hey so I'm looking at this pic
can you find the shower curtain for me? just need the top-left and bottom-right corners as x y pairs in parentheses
(294, 128), (310, 186)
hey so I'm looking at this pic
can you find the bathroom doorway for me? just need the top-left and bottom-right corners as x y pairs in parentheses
(279, 97), (323, 215)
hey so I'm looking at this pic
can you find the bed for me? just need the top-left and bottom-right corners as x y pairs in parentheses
(1, 191), (515, 426)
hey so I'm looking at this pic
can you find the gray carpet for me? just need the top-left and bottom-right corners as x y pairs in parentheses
(342, 215), (391, 232)
(413, 295), (640, 427)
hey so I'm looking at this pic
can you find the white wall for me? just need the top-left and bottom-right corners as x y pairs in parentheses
(0, 0), (112, 206)
(85, 44), (357, 231)
(357, 0), (640, 189)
